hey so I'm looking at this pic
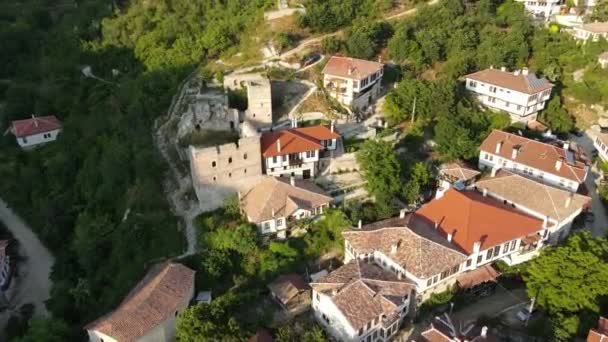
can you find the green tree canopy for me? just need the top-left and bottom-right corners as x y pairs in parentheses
(523, 231), (608, 340)
(539, 96), (575, 134)
(586, 0), (608, 22)
(357, 140), (402, 197)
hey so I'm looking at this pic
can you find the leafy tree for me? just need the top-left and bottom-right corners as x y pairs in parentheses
(523, 231), (608, 340)
(403, 162), (431, 204)
(12, 318), (71, 342)
(357, 140), (402, 197)
(274, 32), (294, 53)
(321, 36), (343, 54)
(302, 326), (328, 342)
(539, 96), (574, 134)
(586, 0), (608, 22)
(346, 31), (376, 59)
(176, 293), (245, 342)
(304, 209), (350, 257)
(383, 78), (457, 124)
(259, 241), (299, 277)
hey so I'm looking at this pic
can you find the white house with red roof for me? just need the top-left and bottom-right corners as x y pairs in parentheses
(322, 56), (384, 111)
(10, 115), (62, 149)
(464, 67), (553, 123)
(260, 124), (340, 179)
(479, 130), (590, 192)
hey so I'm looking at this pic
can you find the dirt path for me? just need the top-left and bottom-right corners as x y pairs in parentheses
(265, 0), (440, 62)
(0, 197), (54, 331)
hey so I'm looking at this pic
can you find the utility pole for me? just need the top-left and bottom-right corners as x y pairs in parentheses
(411, 97), (417, 124)
(525, 295), (536, 327)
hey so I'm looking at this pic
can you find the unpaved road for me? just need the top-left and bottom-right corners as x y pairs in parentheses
(0, 197), (54, 328)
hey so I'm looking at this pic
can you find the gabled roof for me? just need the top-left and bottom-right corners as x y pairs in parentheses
(343, 220), (467, 279)
(311, 260), (414, 331)
(588, 317), (608, 342)
(241, 177), (331, 223)
(260, 125), (340, 158)
(464, 68), (553, 94)
(421, 314), (499, 342)
(322, 56), (384, 80)
(267, 274), (310, 305)
(474, 170), (591, 221)
(439, 162), (481, 183)
(11, 115), (62, 138)
(412, 189), (544, 254)
(86, 262), (195, 342)
(480, 130), (589, 183)
(581, 22), (608, 34)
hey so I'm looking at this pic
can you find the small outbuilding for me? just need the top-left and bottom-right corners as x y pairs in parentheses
(10, 115), (62, 149)
(267, 273), (311, 315)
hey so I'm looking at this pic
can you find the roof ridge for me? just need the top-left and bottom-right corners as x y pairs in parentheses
(281, 178), (331, 199)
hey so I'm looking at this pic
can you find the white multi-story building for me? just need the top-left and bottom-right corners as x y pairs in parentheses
(594, 131), (608, 161)
(310, 259), (414, 342)
(473, 169), (590, 243)
(10, 115), (62, 149)
(572, 21), (608, 42)
(86, 262), (195, 342)
(240, 176), (332, 238)
(479, 130), (589, 192)
(322, 56), (384, 111)
(261, 124), (340, 179)
(515, 0), (563, 20)
(464, 67), (553, 123)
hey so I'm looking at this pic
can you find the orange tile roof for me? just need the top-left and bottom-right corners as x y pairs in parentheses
(322, 56), (384, 80)
(86, 262), (195, 341)
(412, 189), (544, 254)
(465, 68), (553, 95)
(480, 130), (589, 184)
(588, 317), (608, 342)
(260, 125), (340, 158)
(456, 265), (500, 289)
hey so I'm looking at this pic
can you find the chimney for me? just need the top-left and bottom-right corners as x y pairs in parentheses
(330, 120), (335, 133)
(563, 141), (570, 151)
(272, 208), (275, 217)
(277, 139), (281, 152)
(481, 326), (488, 338)
(31, 115), (38, 127)
(565, 193), (573, 208)
(514, 69), (521, 76)
(511, 147), (518, 159)
(473, 241), (481, 253)
(391, 243), (398, 254)
(522, 67), (529, 76)
(491, 167), (498, 178)
(543, 216), (548, 228)
(399, 209), (406, 218)
(290, 176), (295, 187)
(434, 221), (439, 229)
(397, 272), (402, 280)
(555, 159), (562, 171)
(347, 66), (353, 75)
(237, 191), (242, 201)
(501, 66), (506, 72)
(447, 233), (453, 242)
(377, 55), (382, 63)
(495, 142), (502, 154)
(483, 188), (488, 197)
(358, 220), (362, 229)
(490, 65), (494, 69)
(292, 118), (298, 128)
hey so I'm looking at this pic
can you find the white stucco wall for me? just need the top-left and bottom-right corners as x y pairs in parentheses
(515, 0), (561, 18)
(16, 128), (61, 149)
(573, 27), (608, 42)
(323, 69), (383, 109)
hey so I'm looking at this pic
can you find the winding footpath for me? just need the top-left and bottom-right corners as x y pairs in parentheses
(0, 197), (54, 333)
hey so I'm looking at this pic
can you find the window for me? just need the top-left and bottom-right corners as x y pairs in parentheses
(517, 105), (522, 111)
(212, 161), (216, 168)
(22, 137), (28, 143)
(373, 317), (378, 325)
(273, 156), (277, 163)
(490, 86), (497, 93)
(243, 153), (247, 159)
(228, 157), (233, 164)
(244, 169), (247, 174)
(228, 173), (232, 178)
(488, 97), (497, 103)
(511, 240), (517, 251)
(503, 242), (510, 254)
(316, 293), (320, 301)
(427, 278), (432, 286)
(466, 259), (472, 267)
(469, 80), (477, 87)
(493, 245), (500, 257)
(367, 322), (371, 330)
(433, 275), (438, 284)
(487, 249), (494, 259)
(175, 310), (178, 317)
(477, 254), (483, 264)
(366, 335), (371, 342)
(263, 222), (271, 231)
(306, 150), (315, 158)
(277, 218), (283, 227)
(359, 328), (364, 336)
(452, 265), (459, 274)
(212, 176), (217, 182)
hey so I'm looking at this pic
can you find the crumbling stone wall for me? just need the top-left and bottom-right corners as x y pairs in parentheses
(189, 136), (263, 210)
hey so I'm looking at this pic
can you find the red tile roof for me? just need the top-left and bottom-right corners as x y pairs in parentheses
(464, 68), (553, 95)
(260, 125), (340, 158)
(480, 130), (589, 184)
(588, 317), (608, 342)
(86, 262), (195, 341)
(412, 189), (544, 254)
(456, 265), (500, 289)
(322, 56), (384, 80)
(11, 115), (62, 138)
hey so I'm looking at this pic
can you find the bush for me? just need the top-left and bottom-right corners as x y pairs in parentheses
(321, 36), (343, 54)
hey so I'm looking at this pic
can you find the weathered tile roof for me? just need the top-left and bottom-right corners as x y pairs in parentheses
(588, 317), (608, 342)
(241, 177), (331, 223)
(311, 260), (414, 331)
(322, 56), (384, 80)
(456, 265), (500, 289)
(267, 274), (310, 305)
(86, 262), (195, 342)
(464, 68), (553, 94)
(421, 314), (499, 342)
(581, 22), (608, 34)
(475, 170), (591, 221)
(480, 130), (589, 183)
(12, 115), (62, 138)
(439, 162), (481, 183)
(260, 125), (340, 158)
(412, 189), (544, 254)
(343, 221), (467, 279)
